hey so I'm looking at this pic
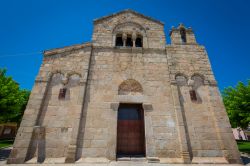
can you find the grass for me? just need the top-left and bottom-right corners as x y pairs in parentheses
(0, 139), (14, 149)
(237, 140), (250, 153)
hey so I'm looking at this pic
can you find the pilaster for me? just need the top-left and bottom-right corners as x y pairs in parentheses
(65, 82), (87, 163)
(65, 47), (93, 163)
(170, 83), (191, 163)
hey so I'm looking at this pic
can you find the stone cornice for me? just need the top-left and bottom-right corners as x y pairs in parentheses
(43, 42), (92, 56)
(43, 44), (168, 59)
(93, 46), (166, 54)
(93, 9), (164, 26)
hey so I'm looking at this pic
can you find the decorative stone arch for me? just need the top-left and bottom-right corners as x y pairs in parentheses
(175, 73), (188, 86)
(191, 73), (205, 89)
(112, 22), (148, 48)
(45, 70), (65, 85)
(47, 71), (66, 87)
(118, 79), (143, 95)
(191, 73), (205, 81)
(113, 21), (147, 34)
(48, 70), (65, 80)
(48, 70), (83, 85)
(66, 71), (82, 79)
(67, 72), (82, 87)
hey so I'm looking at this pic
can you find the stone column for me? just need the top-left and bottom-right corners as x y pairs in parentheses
(65, 81), (87, 163)
(132, 32), (136, 47)
(170, 82), (191, 163)
(207, 83), (242, 164)
(7, 78), (50, 164)
(122, 33), (127, 47)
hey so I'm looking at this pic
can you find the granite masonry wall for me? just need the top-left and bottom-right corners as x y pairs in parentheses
(7, 10), (241, 164)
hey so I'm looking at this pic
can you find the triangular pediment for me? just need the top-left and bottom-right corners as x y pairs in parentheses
(94, 9), (164, 25)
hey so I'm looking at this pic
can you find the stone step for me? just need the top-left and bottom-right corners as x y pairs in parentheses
(117, 157), (147, 162)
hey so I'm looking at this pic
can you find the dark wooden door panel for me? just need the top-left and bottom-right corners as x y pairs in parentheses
(117, 104), (145, 156)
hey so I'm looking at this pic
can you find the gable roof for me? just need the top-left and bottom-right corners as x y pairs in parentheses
(94, 9), (164, 25)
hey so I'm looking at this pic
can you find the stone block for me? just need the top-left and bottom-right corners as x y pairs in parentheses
(91, 140), (107, 148)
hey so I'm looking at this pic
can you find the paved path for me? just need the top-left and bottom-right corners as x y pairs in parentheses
(0, 148), (249, 166)
(0, 162), (246, 166)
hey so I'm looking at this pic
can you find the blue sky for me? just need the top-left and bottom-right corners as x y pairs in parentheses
(0, 0), (249, 90)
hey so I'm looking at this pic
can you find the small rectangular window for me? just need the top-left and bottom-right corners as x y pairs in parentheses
(58, 88), (67, 100)
(189, 90), (197, 101)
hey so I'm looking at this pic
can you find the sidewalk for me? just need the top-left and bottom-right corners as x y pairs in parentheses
(0, 147), (249, 166)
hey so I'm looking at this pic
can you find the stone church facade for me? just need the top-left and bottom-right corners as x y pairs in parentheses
(8, 10), (241, 164)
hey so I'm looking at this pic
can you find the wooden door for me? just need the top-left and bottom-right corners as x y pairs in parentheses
(117, 104), (145, 157)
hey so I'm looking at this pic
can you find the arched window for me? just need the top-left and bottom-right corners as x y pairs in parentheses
(126, 35), (133, 47)
(135, 35), (143, 47)
(115, 34), (123, 47)
(180, 28), (187, 43)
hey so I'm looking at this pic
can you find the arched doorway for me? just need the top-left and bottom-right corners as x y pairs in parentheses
(116, 103), (145, 158)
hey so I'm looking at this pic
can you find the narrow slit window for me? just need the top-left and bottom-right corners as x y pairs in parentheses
(180, 29), (187, 43)
(58, 88), (67, 100)
(189, 90), (197, 101)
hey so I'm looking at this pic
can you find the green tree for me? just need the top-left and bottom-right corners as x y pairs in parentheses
(223, 80), (250, 129)
(0, 68), (30, 124)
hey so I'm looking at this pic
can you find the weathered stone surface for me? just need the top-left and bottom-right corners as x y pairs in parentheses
(8, 9), (241, 164)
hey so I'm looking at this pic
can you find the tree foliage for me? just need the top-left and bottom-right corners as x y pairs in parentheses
(223, 80), (250, 129)
(0, 69), (30, 124)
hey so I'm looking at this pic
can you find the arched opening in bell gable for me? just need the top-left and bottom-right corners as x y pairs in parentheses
(180, 28), (187, 43)
(126, 34), (133, 47)
(113, 22), (147, 48)
(135, 35), (143, 47)
(115, 34), (123, 47)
